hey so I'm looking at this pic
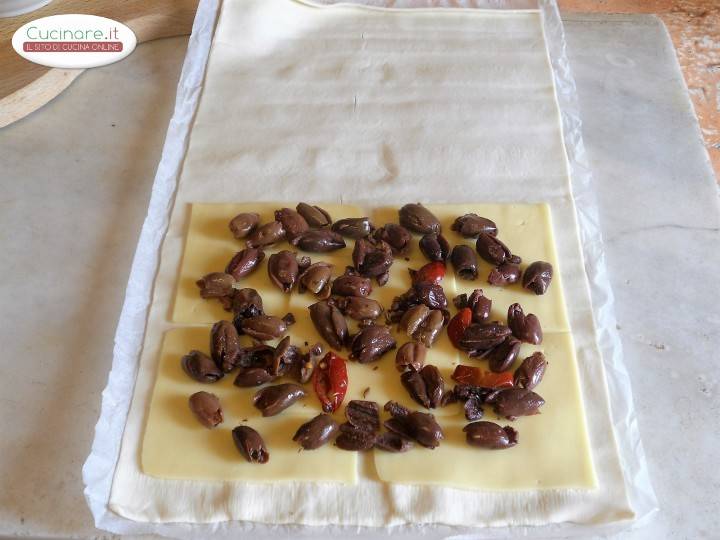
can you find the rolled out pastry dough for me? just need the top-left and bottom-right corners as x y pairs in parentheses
(108, 0), (633, 527)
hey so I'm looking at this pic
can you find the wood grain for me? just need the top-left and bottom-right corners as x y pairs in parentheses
(0, 0), (199, 127)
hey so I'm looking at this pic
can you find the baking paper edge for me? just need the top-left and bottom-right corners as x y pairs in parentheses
(80, 0), (658, 536)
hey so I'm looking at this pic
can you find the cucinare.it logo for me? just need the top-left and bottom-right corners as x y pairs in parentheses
(12, 14), (136, 69)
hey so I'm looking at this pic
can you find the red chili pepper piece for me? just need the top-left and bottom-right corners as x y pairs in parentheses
(451, 365), (514, 389)
(411, 261), (446, 285)
(312, 352), (349, 413)
(447, 308), (472, 348)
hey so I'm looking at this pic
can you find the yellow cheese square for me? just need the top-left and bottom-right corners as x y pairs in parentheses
(173, 203), (373, 324)
(373, 332), (596, 490)
(172, 203), (293, 323)
(141, 326), (357, 483)
(430, 203), (570, 332)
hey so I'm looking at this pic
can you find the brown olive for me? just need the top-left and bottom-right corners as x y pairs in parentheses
(335, 423), (376, 451)
(349, 325), (396, 363)
(487, 388), (544, 420)
(451, 214), (497, 238)
(232, 425), (269, 463)
(374, 432), (413, 453)
(464, 421), (518, 449)
(514, 352), (547, 390)
(450, 245), (478, 280)
(336, 296), (383, 321)
(296, 203), (332, 228)
(293, 414), (339, 450)
(332, 217), (373, 239)
(246, 221), (285, 248)
(298, 262), (333, 298)
(457, 322), (511, 354)
(419, 233), (450, 262)
(210, 320), (242, 373)
(196, 272), (235, 299)
(487, 335), (522, 373)
(181, 350), (224, 383)
(240, 314), (292, 341)
(274, 208), (309, 240)
(475, 233), (518, 266)
(331, 275), (372, 297)
(231, 288), (264, 318)
(372, 223), (412, 254)
(487, 263), (521, 286)
(293, 230), (346, 252)
(507, 303), (543, 345)
(399, 203), (441, 234)
(225, 248), (265, 280)
(395, 341), (426, 372)
(308, 300), (348, 351)
(188, 391), (223, 429)
(267, 250), (299, 293)
(522, 261), (553, 295)
(253, 383), (306, 416)
(345, 400), (381, 432)
(233, 367), (274, 387)
(228, 212), (260, 239)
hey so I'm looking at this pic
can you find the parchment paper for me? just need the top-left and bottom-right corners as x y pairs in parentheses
(82, 0), (657, 537)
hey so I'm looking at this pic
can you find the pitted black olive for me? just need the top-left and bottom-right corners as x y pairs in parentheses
(298, 262), (333, 298)
(419, 233), (450, 262)
(229, 212), (260, 239)
(336, 296), (383, 321)
(253, 383), (306, 416)
(507, 303), (542, 345)
(332, 217), (373, 239)
(267, 250), (299, 293)
(399, 203), (441, 234)
(487, 335), (521, 373)
(514, 352), (547, 390)
(475, 233), (519, 266)
(210, 320), (242, 372)
(450, 245), (478, 280)
(451, 214), (497, 238)
(349, 325), (396, 363)
(182, 350), (224, 383)
(246, 221), (285, 249)
(293, 229), (346, 252)
(352, 238), (393, 282)
(225, 248), (265, 280)
(331, 275), (372, 297)
(274, 208), (309, 240)
(372, 223), (412, 254)
(383, 401), (443, 449)
(189, 391), (223, 429)
(522, 261), (553, 295)
(196, 272), (235, 299)
(486, 388), (544, 420)
(296, 203), (332, 228)
(231, 287), (264, 318)
(464, 421), (518, 449)
(395, 341), (426, 372)
(457, 322), (511, 355)
(240, 314), (292, 341)
(232, 425), (269, 463)
(233, 367), (274, 387)
(487, 263), (521, 286)
(293, 414), (339, 450)
(308, 300), (348, 351)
